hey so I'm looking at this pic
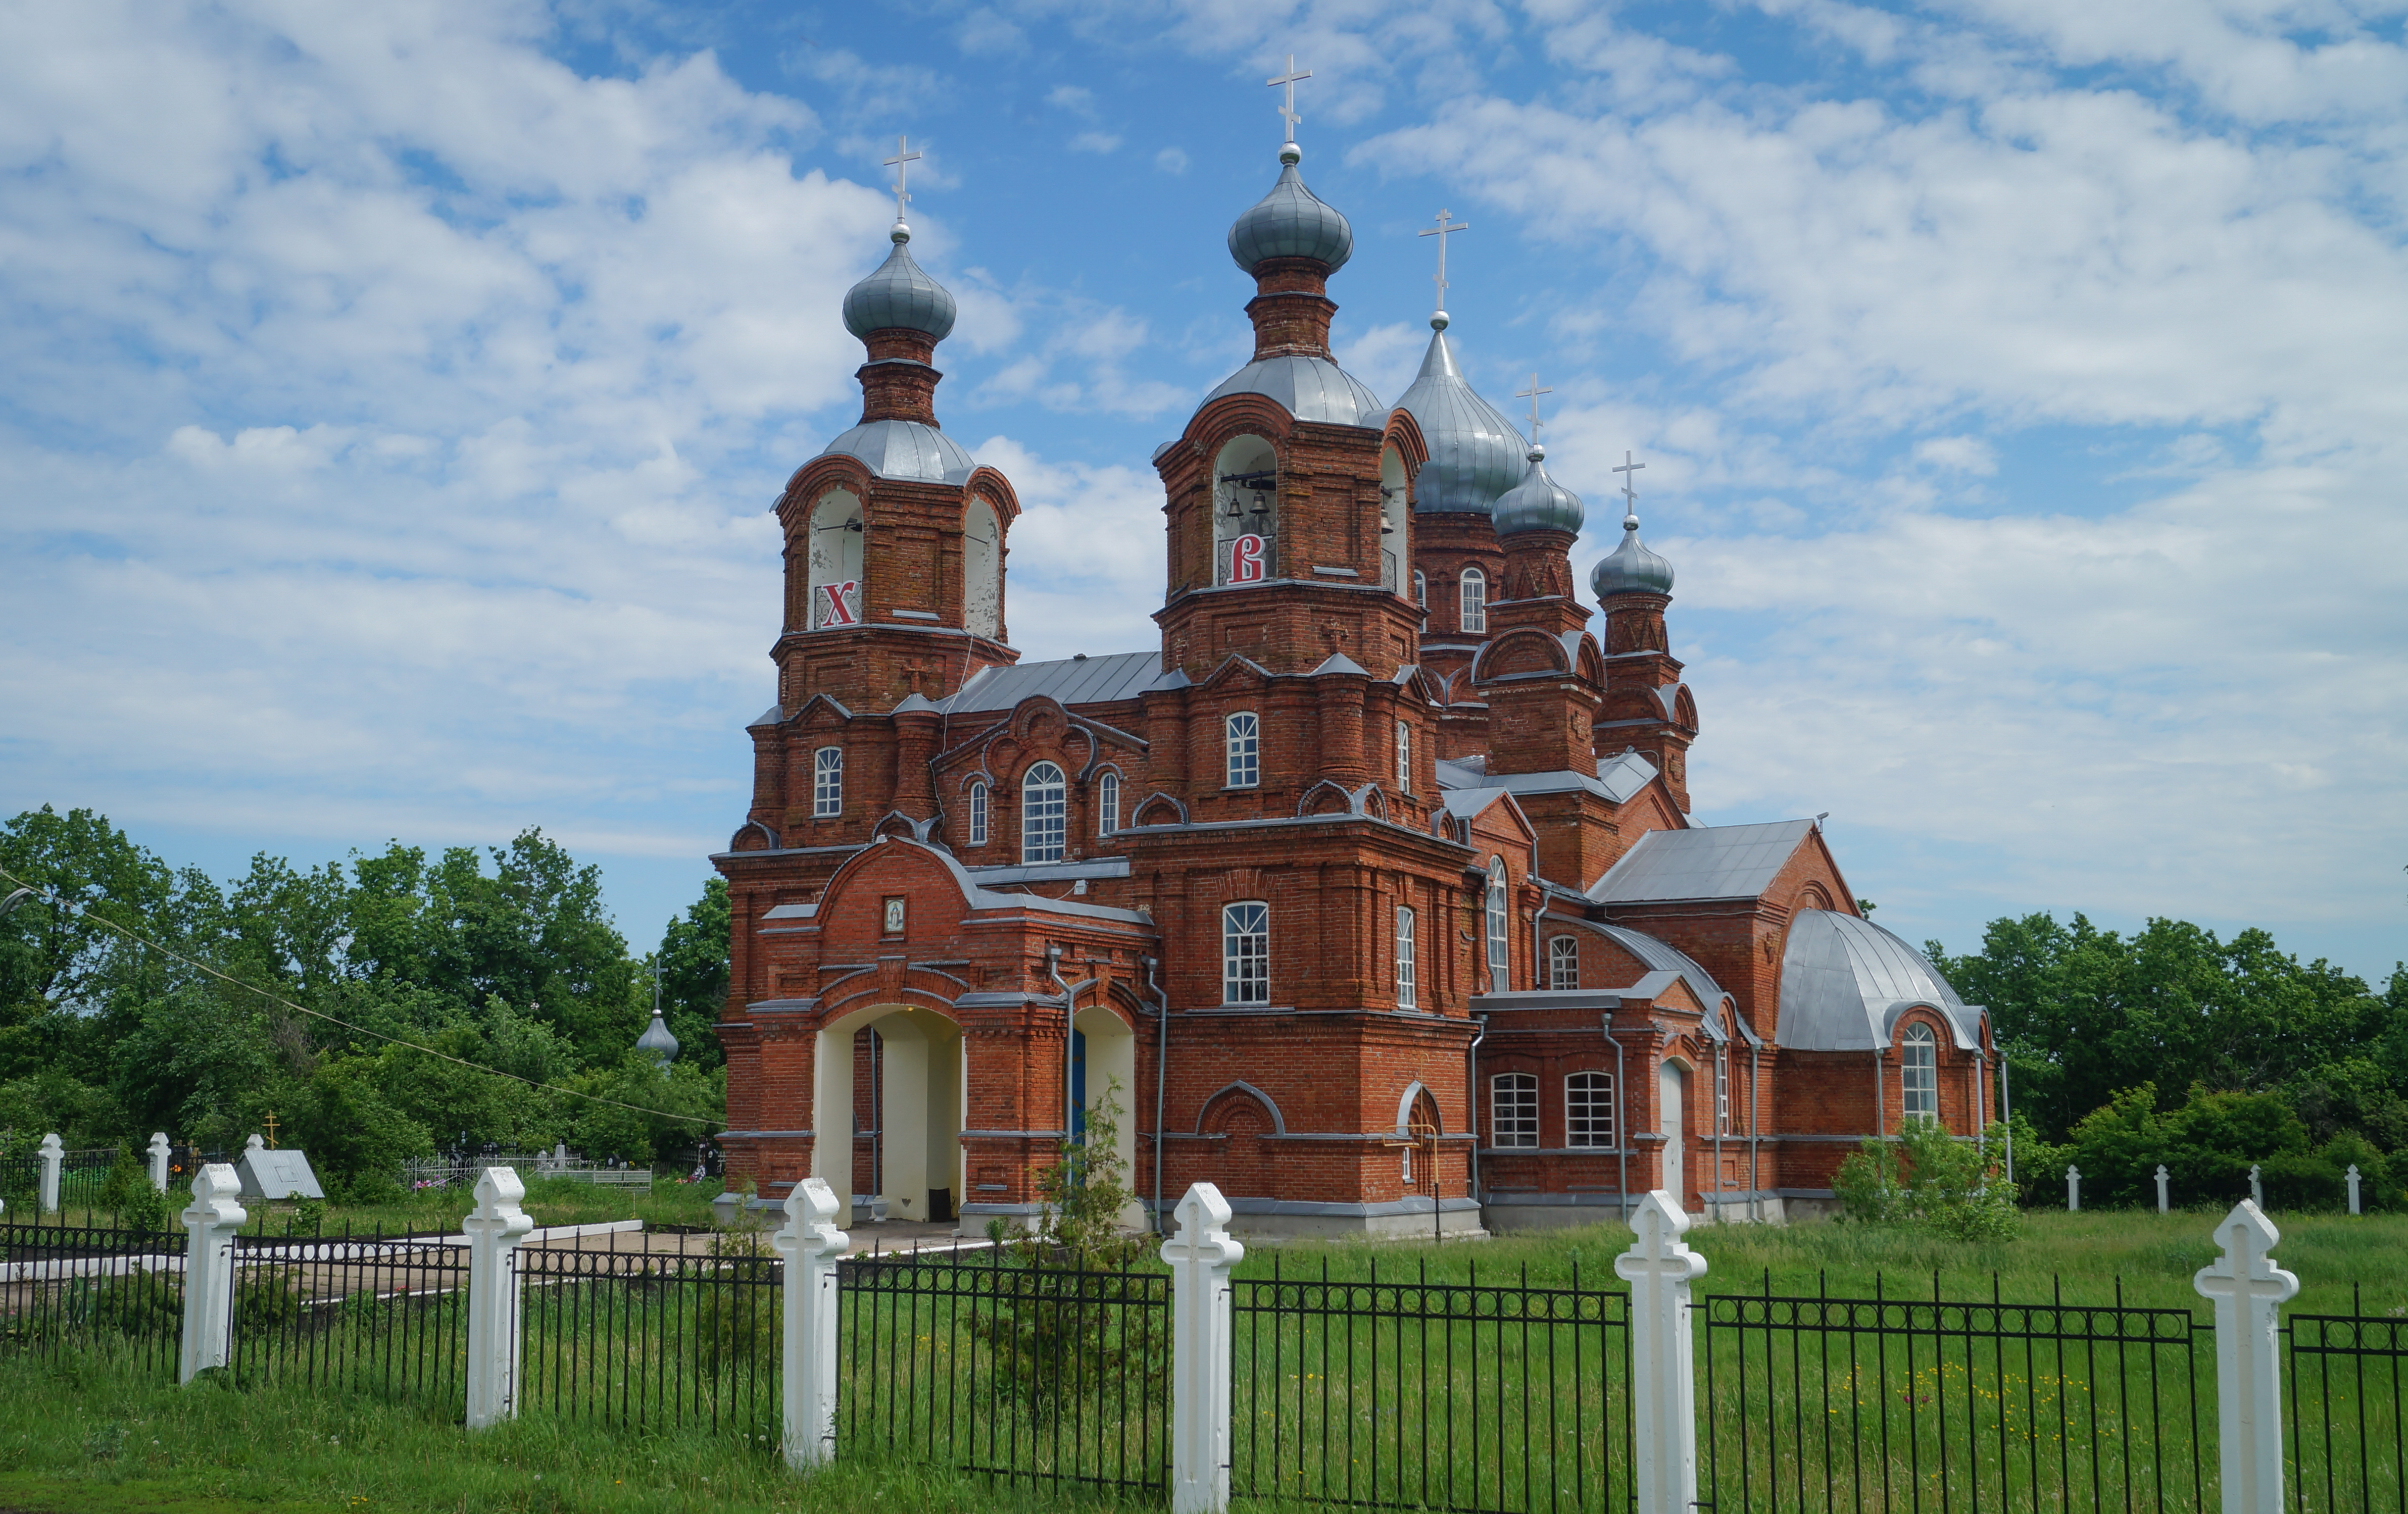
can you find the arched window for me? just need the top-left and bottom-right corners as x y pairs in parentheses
(1566, 1072), (1615, 1148)
(1022, 762), (1066, 863)
(1485, 860), (1510, 987)
(1097, 770), (1120, 836)
(1226, 712), (1260, 789)
(1394, 906), (1418, 1010)
(1395, 719), (1412, 793)
(813, 747), (844, 817)
(1222, 902), (1270, 1005)
(1460, 567), (1487, 634)
(966, 780), (988, 846)
(1716, 1046), (1732, 1134)
(1413, 569), (1426, 607)
(1548, 935), (1579, 991)
(1490, 1073), (1538, 1149)
(1213, 436), (1278, 584)
(807, 489), (864, 629)
(1379, 445), (1408, 593)
(1902, 1022), (1938, 1121)
(964, 497), (1003, 640)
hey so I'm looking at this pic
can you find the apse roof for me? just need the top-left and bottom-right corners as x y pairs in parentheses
(939, 651), (1159, 713)
(1586, 819), (1816, 904)
(1777, 908), (1984, 1051)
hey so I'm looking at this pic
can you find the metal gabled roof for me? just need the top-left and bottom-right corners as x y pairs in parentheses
(938, 650), (1159, 714)
(1594, 750), (1659, 804)
(1588, 819), (1816, 904)
(1776, 908), (1982, 1051)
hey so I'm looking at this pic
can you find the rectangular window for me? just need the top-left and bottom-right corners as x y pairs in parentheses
(1490, 1073), (1538, 1149)
(1394, 906), (1418, 1010)
(1223, 901), (1269, 1006)
(1226, 712), (1260, 789)
(1548, 935), (1579, 991)
(1395, 720), (1412, 793)
(813, 747), (843, 817)
(1098, 771), (1120, 835)
(1567, 1072), (1616, 1149)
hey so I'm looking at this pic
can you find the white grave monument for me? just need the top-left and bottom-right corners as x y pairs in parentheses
(235, 1133), (324, 1201)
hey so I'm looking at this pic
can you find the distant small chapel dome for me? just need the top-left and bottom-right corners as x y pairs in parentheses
(1227, 145), (1354, 275)
(1394, 317), (1525, 515)
(1591, 514), (1675, 598)
(842, 223), (959, 342)
(636, 1007), (681, 1066)
(1493, 444), (1585, 537)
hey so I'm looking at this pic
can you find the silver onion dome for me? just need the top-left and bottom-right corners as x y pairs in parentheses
(1493, 444), (1585, 537)
(842, 223), (958, 342)
(1395, 318), (1525, 514)
(636, 1007), (680, 1067)
(1591, 510), (1675, 597)
(1228, 145), (1354, 275)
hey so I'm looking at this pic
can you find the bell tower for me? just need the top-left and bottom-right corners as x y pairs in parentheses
(1589, 454), (1697, 811)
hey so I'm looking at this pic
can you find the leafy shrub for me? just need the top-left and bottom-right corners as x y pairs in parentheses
(1835, 1119), (2017, 1240)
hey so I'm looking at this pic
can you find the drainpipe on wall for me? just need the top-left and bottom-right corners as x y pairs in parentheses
(1602, 1012), (1628, 1225)
(1145, 954), (1168, 1236)
(1465, 1014), (1488, 1214)
(2000, 1055), (2015, 1186)
(1045, 949), (1097, 1160)
(1749, 1037), (1763, 1224)
(1872, 1049), (1886, 1141)
(1712, 1040), (1725, 1225)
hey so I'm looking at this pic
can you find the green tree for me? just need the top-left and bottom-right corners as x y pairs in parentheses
(653, 876), (730, 1073)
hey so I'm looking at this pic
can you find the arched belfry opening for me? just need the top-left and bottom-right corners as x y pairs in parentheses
(1213, 435), (1279, 585)
(1379, 444), (1410, 594)
(964, 496), (1003, 639)
(807, 488), (865, 629)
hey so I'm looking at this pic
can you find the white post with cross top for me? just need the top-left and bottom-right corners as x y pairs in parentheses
(1420, 209), (1468, 318)
(2066, 1163), (2080, 1211)
(1616, 1191), (1707, 1514)
(2249, 1163), (2262, 1208)
(1267, 54), (1311, 146)
(2347, 1163), (2361, 1215)
(148, 1132), (171, 1193)
(2195, 1201), (2299, 1514)
(178, 1163), (246, 1382)
(2156, 1163), (2169, 1214)
(463, 1167), (535, 1428)
(1163, 1182), (1244, 1514)
(774, 1176), (849, 1471)
(36, 1133), (61, 1213)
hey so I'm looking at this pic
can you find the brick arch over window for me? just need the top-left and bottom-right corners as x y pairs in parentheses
(1196, 1081), (1287, 1137)
(1394, 1079), (1441, 1136)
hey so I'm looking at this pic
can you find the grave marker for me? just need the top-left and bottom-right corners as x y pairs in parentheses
(236, 1133), (324, 1201)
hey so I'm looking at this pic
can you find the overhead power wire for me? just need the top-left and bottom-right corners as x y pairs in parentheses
(0, 861), (716, 1129)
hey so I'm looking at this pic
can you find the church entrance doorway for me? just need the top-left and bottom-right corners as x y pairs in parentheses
(813, 1005), (963, 1228)
(1071, 1004), (1142, 1230)
(1659, 1062), (1688, 1208)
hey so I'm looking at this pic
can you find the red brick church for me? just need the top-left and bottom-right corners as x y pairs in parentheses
(712, 125), (1996, 1236)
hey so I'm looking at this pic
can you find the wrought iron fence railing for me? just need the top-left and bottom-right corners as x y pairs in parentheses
(2286, 1290), (2408, 1514)
(835, 1249), (1171, 1493)
(1229, 1255), (1634, 1514)
(0, 1219), (183, 1380)
(226, 1230), (471, 1413)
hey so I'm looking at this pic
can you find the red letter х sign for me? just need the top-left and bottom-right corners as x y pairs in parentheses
(821, 581), (859, 626)
(1229, 534), (1266, 584)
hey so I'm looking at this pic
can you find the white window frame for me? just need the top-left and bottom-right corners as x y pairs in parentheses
(1548, 935), (1579, 991)
(1490, 1072), (1538, 1149)
(1413, 569), (1426, 607)
(966, 780), (988, 846)
(813, 747), (843, 817)
(1716, 1046), (1731, 1134)
(1460, 567), (1487, 634)
(1022, 762), (1066, 864)
(1566, 1071), (1615, 1149)
(1395, 720), (1412, 793)
(1902, 1022), (1939, 1121)
(1394, 906), (1418, 1010)
(1222, 901), (1270, 1006)
(1225, 711), (1260, 789)
(1097, 770), (1121, 835)
(1484, 860), (1510, 987)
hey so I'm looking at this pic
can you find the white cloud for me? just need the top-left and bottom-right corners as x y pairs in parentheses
(1070, 130), (1123, 154)
(1913, 436), (1998, 474)
(1155, 146), (1190, 174)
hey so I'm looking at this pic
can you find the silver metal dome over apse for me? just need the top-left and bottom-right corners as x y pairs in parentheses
(1201, 354), (1384, 428)
(1394, 319), (1525, 514)
(842, 224), (959, 342)
(1493, 444), (1585, 537)
(817, 417), (977, 484)
(1228, 146), (1354, 275)
(1776, 908), (1985, 1052)
(1590, 517), (1676, 597)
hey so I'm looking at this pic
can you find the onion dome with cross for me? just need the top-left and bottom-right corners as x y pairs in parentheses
(1394, 210), (1524, 514)
(1592, 450), (1675, 597)
(842, 224), (957, 343)
(1493, 444), (1585, 537)
(1227, 146), (1354, 274)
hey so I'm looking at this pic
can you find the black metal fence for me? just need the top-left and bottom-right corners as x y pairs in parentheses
(0, 1220), (183, 1380)
(2287, 1288), (2408, 1514)
(1702, 1272), (2214, 1514)
(1229, 1256), (1633, 1514)
(836, 1249), (1170, 1493)
(225, 1229), (470, 1413)
(0, 1149), (118, 1213)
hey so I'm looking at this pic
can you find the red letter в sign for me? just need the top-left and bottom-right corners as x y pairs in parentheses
(1229, 534), (1266, 584)
(820, 581), (859, 626)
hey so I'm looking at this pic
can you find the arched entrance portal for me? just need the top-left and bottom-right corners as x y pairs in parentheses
(814, 1005), (963, 1228)
(1072, 1005), (1144, 1231)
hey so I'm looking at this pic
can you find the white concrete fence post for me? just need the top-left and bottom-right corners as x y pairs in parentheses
(1163, 1182), (1244, 1514)
(2347, 1164), (2361, 1215)
(2249, 1163), (2263, 1208)
(463, 1167), (535, 1428)
(2156, 1164), (2170, 1214)
(148, 1133), (171, 1193)
(2066, 1164), (2080, 1212)
(772, 1176), (848, 1472)
(1616, 1191), (1709, 1514)
(37, 1133), (62, 1214)
(2195, 1200), (2299, 1514)
(178, 1163), (246, 1382)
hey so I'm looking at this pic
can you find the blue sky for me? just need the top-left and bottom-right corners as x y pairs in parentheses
(2, 0), (2403, 984)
